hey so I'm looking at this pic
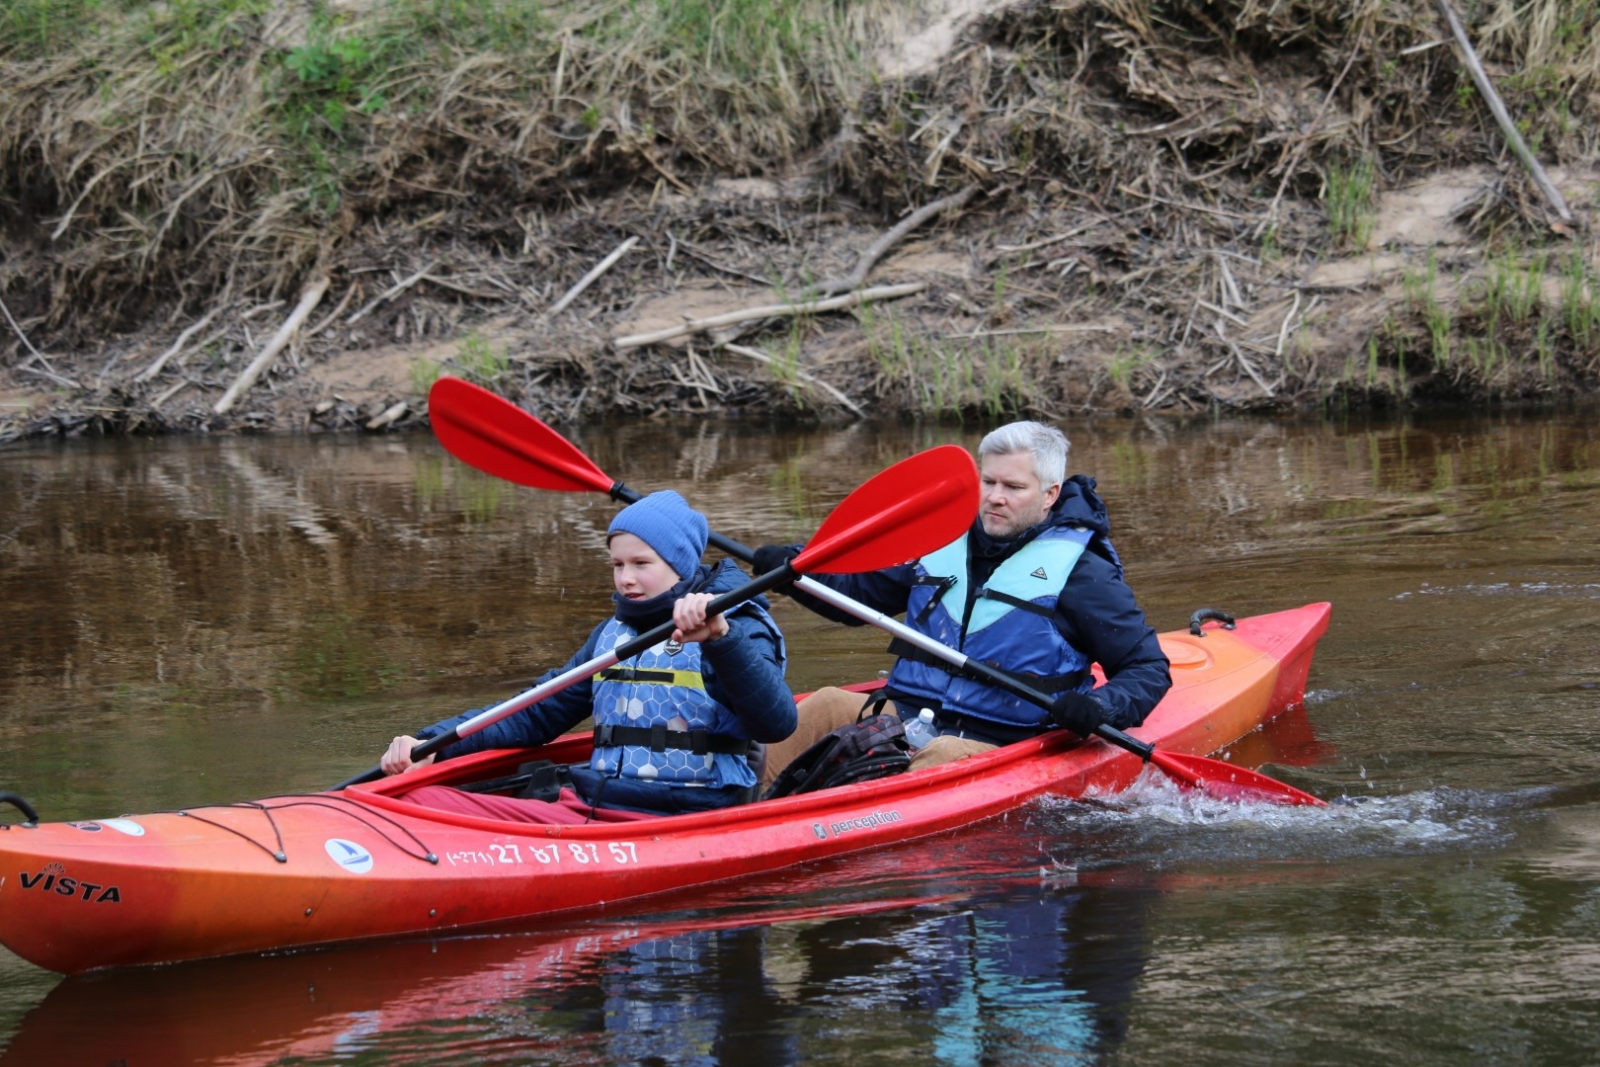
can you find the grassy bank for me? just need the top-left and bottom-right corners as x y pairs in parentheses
(3, 0), (1600, 434)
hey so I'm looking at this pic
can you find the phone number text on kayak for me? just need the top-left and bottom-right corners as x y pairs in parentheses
(443, 841), (639, 868)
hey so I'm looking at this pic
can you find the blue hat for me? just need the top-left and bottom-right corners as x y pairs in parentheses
(606, 490), (708, 580)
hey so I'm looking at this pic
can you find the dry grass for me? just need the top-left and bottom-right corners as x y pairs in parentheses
(3, 0), (1600, 433)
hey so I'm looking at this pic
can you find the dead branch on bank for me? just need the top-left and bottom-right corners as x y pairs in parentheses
(721, 343), (866, 418)
(137, 306), (227, 382)
(549, 237), (638, 316)
(814, 185), (977, 297)
(214, 278), (330, 415)
(613, 283), (926, 349)
(1433, 0), (1574, 227)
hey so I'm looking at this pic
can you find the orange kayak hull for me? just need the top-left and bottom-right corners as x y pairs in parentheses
(0, 602), (1330, 973)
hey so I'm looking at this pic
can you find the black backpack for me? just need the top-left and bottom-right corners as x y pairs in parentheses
(762, 713), (912, 799)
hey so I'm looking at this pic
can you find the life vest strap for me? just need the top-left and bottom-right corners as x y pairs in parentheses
(592, 723), (751, 755)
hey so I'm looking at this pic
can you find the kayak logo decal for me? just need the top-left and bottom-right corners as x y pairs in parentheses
(18, 862), (123, 903)
(812, 824), (828, 840)
(828, 809), (903, 837)
(325, 838), (375, 874)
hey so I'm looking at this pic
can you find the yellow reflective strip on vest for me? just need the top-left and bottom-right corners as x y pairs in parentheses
(593, 667), (707, 689)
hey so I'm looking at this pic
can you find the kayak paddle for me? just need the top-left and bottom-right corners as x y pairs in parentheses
(332, 427), (978, 790)
(424, 376), (1325, 807)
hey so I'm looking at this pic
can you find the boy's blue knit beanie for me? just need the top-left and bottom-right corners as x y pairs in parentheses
(606, 490), (708, 580)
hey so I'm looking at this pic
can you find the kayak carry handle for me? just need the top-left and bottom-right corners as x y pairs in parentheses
(0, 792), (40, 827)
(1189, 607), (1236, 636)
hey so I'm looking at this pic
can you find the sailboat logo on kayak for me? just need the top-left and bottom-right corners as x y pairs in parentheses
(325, 838), (375, 874)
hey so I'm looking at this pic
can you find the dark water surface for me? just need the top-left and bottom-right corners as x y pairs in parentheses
(2, 410), (1598, 1065)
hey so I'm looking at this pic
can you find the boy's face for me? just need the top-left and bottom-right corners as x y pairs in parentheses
(609, 532), (682, 600)
(978, 450), (1060, 540)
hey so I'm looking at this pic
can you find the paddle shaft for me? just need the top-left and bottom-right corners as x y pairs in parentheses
(332, 564), (794, 789)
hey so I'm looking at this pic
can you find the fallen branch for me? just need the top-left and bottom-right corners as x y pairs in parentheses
(152, 377), (192, 408)
(365, 400), (408, 430)
(137, 306), (226, 382)
(549, 237), (638, 315)
(722, 344), (865, 418)
(946, 324), (1117, 339)
(1217, 321), (1276, 397)
(1433, 0), (1573, 226)
(990, 209), (1139, 259)
(347, 261), (436, 325)
(17, 361), (81, 390)
(304, 284), (358, 340)
(1121, 185), (1258, 223)
(816, 186), (976, 297)
(214, 277), (330, 416)
(613, 282), (926, 350)
(1, 291), (46, 360)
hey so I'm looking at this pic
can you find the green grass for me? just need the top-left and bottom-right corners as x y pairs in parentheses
(1325, 157), (1376, 250)
(10, 0), (869, 217)
(1, 0), (131, 57)
(1561, 251), (1600, 348)
(1108, 344), (1155, 393)
(1482, 250), (1545, 325)
(450, 331), (509, 387)
(410, 355), (446, 396)
(1403, 252), (1453, 366)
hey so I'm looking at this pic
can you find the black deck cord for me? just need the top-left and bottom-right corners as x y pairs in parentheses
(0, 792), (40, 827)
(168, 795), (439, 865)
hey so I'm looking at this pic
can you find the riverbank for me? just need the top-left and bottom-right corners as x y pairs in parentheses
(3, 0), (1599, 441)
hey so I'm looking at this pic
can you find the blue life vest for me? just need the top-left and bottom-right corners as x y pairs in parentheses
(589, 603), (782, 789)
(887, 526), (1094, 730)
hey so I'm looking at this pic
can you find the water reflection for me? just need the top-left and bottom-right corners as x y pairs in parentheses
(3, 408), (1600, 1064)
(0, 826), (1159, 1067)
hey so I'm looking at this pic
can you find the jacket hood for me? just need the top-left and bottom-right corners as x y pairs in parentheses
(1048, 474), (1110, 537)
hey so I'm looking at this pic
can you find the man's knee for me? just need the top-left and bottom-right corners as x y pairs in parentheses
(909, 734), (997, 771)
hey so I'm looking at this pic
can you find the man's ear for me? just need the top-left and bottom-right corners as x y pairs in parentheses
(1043, 482), (1062, 508)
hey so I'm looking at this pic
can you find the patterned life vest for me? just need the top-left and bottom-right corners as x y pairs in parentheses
(886, 525), (1094, 729)
(588, 603), (781, 789)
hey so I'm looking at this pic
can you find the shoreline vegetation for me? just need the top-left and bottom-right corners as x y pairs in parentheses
(2, 0), (1599, 441)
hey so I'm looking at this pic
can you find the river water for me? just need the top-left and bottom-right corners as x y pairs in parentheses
(1, 409), (1597, 1065)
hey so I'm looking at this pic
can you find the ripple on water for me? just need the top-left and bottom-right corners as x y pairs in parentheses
(1036, 768), (1550, 868)
(1393, 580), (1600, 600)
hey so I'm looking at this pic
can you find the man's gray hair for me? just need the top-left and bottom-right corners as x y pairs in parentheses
(977, 421), (1069, 488)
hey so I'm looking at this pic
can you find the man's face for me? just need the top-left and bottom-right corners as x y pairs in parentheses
(978, 450), (1060, 540)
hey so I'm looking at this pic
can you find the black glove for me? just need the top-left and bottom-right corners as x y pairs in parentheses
(751, 543), (802, 582)
(1047, 690), (1107, 738)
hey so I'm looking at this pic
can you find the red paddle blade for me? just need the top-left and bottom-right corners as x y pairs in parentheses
(793, 444), (978, 576)
(1150, 750), (1325, 807)
(428, 377), (612, 494)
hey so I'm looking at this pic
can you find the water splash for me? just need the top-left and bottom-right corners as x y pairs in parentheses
(1039, 766), (1540, 868)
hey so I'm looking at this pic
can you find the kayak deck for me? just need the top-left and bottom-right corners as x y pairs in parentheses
(0, 602), (1329, 973)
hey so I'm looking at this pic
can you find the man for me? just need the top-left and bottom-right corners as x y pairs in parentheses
(754, 421), (1170, 785)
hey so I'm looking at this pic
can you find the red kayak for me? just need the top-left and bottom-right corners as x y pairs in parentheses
(0, 602), (1329, 974)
